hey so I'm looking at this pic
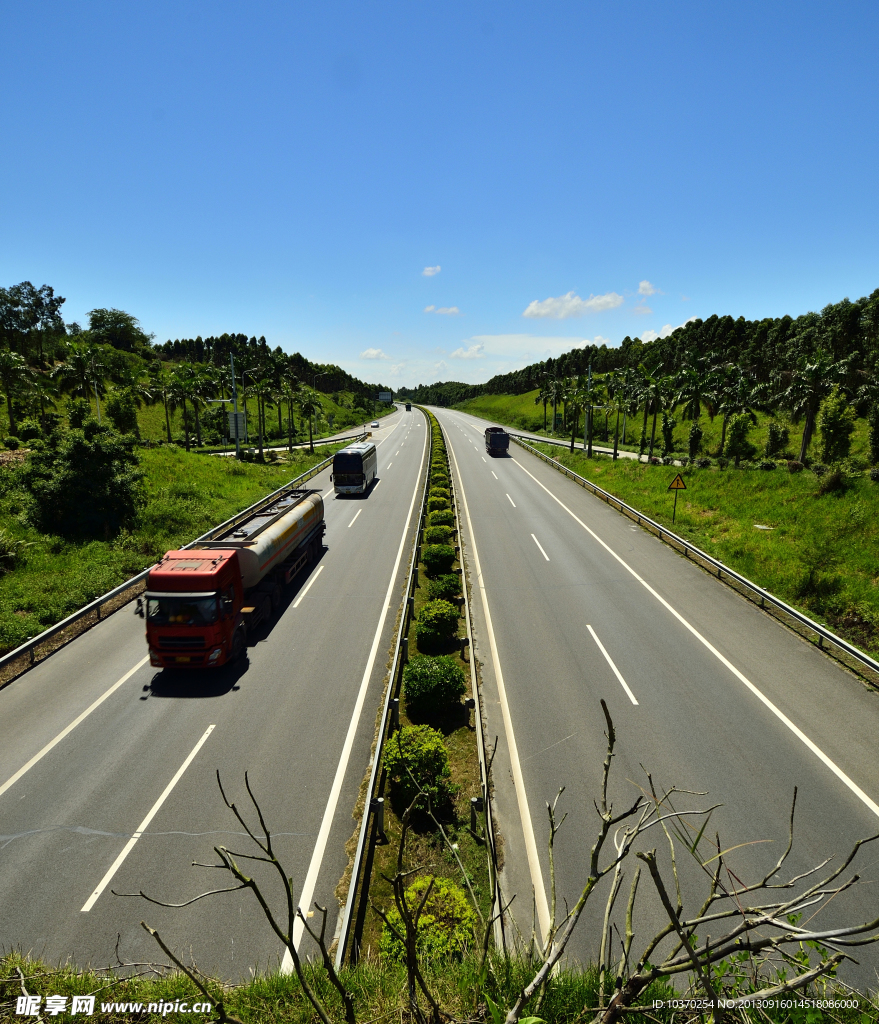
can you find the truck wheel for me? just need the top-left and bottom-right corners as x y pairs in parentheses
(270, 582), (281, 610)
(231, 628), (246, 662)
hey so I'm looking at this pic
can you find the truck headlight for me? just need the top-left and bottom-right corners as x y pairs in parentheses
(208, 647), (223, 663)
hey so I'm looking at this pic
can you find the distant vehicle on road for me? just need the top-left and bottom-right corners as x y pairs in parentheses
(332, 441), (378, 496)
(370, 420), (380, 428)
(484, 426), (510, 456)
(405, 403), (412, 411)
(138, 487), (324, 668)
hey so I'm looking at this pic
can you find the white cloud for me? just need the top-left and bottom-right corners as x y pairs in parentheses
(424, 305), (461, 315)
(360, 347), (389, 359)
(450, 342), (485, 360)
(633, 304), (652, 316)
(640, 316), (697, 343)
(422, 265), (441, 277)
(638, 280), (658, 296)
(433, 360), (447, 372)
(522, 290), (624, 319)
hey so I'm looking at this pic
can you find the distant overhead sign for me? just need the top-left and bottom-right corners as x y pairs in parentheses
(378, 391), (393, 402)
(667, 473), (687, 491)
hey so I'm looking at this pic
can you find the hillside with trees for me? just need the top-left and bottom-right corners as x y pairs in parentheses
(0, 281), (392, 455)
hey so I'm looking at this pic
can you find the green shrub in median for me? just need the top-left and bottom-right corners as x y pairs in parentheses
(383, 724), (451, 809)
(403, 654), (466, 713)
(427, 573), (461, 602)
(424, 524), (453, 545)
(379, 875), (477, 963)
(427, 496), (450, 513)
(421, 544), (456, 578)
(414, 597), (459, 648)
(428, 508), (455, 528)
(431, 471), (449, 486)
(429, 487), (450, 501)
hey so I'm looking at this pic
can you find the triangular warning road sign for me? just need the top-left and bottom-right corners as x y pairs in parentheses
(668, 473), (687, 491)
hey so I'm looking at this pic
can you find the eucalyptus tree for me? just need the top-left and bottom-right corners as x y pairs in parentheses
(775, 353), (849, 463)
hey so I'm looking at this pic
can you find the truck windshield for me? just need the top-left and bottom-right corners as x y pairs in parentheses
(147, 595), (218, 626)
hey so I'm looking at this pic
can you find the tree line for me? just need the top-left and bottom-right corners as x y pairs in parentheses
(397, 286), (879, 414)
(0, 282), (391, 456)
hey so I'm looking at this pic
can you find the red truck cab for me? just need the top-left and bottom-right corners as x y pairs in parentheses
(142, 549), (245, 668)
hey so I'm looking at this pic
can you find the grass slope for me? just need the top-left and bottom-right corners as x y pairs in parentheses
(455, 389), (876, 464)
(0, 444), (341, 655)
(528, 442), (879, 658)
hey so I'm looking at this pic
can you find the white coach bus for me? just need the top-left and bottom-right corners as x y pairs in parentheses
(332, 442), (378, 496)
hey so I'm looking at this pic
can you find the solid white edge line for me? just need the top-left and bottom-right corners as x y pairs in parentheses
(506, 493), (516, 508)
(292, 565), (324, 608)
(587, 625), (638, 706)
(512, 457), (879, 820)
(531, 534), (550, 562)
(0, 656), (150, 801)
(81, 723), (216, 911)
(281, 412), (428, 970)
(348, 509), (363, 528)
(446, 422), (552, 941)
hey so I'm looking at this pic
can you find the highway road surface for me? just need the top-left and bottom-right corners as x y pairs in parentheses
(0, 405), (426, 978)
(434, 406), (879, 990)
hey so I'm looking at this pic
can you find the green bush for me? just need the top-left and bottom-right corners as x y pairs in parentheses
(403, 654), (466, 713)
(414, 597), (459, 648)
(17, 419), (42, 442)
(105, 388), (141, 437)
(427, 496), (450, 513)
(429, 487), (450, 501)
(382, 724), (451, 808)
(431, 470), (449, 484)
(22, 421), (144, 538)
(67, 398), (91, 428)
(3, 436), (20, 450)
(427, 573), (461, 602)
(380, 875), (476, 963)
(428, 509), (455, 528)
(424, 525), (453, 545)
(421, 544), (456, 578)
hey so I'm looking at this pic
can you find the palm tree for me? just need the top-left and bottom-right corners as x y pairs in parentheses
(0, 348), (33, 436)
(53, 342), (108, 423)
(147, 363), (175, 442)
(248, 377), (275, 459)
(297, 386), (322, 454)
(775, 353), (849, 463)
(534, 378), (553, 432)
(545, 376), (565, 436)
(716, 366), (763, 454)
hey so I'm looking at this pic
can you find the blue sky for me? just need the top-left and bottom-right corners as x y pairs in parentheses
(3, 1), (878, 388)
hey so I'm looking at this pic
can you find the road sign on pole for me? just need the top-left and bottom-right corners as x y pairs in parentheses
(377, 391), (393, 402)
(668, 472), (686, 524)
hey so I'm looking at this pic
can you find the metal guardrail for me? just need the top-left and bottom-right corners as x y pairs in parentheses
(334, 411), (433, 967)
(0, 448), (345, 686)
(512, 435), (879, 682)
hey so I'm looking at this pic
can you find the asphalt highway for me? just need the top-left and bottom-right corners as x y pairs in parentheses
(0, 405), (426, 978)
(433, 406), (879, 990)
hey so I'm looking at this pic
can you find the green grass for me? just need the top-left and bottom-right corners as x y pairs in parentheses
(455, 388), (876, 464)
(0, 444), (342, 655)
(527, 441), (879, 658)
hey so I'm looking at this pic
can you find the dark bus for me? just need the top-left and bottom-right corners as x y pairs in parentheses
(332, 442), (378, 495)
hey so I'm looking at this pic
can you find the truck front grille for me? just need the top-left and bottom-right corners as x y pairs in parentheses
(158, 636), (206, 649)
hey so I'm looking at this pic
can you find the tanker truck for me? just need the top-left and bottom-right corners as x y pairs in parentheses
(136, 486), (324, 668)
